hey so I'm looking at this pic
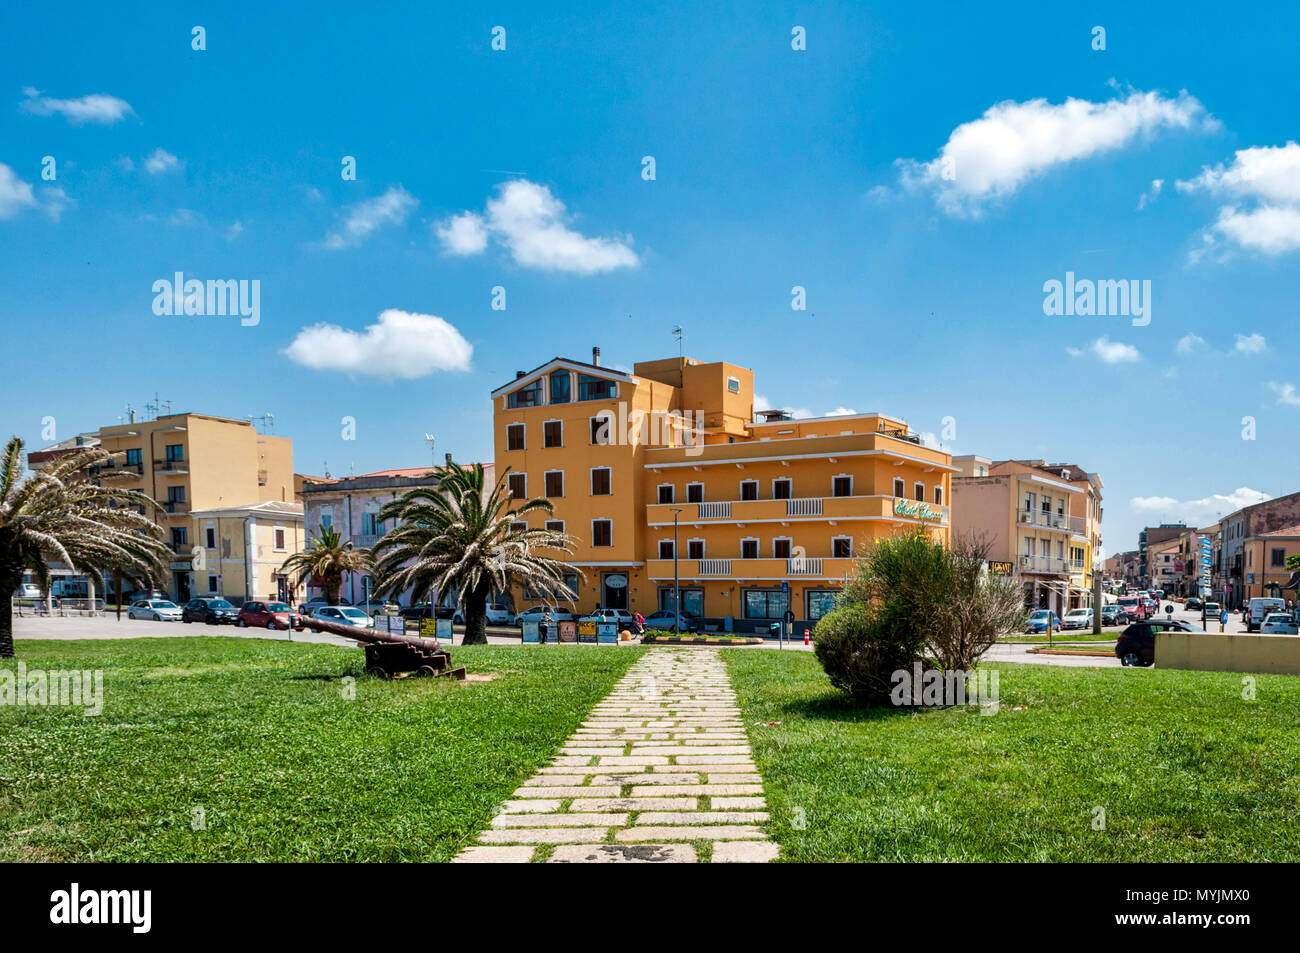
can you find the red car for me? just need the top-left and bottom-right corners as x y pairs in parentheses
(1116, 595), (1146, 621)
(237, 600), (303, 630)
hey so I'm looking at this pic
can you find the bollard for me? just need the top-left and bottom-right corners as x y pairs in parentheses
(803, 628), (810, 646)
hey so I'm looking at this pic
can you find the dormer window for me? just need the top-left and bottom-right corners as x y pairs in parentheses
(549, 370), (571, 404)
(507, 378), (542, 408)
(578, 374), (617, 401)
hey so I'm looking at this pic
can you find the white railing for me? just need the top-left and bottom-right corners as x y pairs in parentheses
(698, 559), (732, 575)
(788, 557), (824, 575)
(697, 502), (731, 519)
(787, 498), (823, 516)
(1019, 555), (1069, 574)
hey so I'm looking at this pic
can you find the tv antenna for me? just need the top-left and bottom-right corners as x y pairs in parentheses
(671, 325), (683, 358)
(425, 433), (436, 466)
(247, 413), (275, 435)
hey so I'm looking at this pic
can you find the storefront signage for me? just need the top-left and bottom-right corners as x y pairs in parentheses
(558, 621), (577, 643)
(987, 561), (1014, 576)
(577, 620), (598, 643)
(894, 499), (941, 520)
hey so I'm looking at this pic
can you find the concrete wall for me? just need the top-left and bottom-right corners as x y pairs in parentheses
(1157, 632), (1300, 675)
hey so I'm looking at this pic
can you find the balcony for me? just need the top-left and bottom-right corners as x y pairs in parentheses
(350, 534), (382, 549)
(647, 495), (949, 527)
(154, 458), (189, 474)
(1017, 510), (1086, 534)
(646, 556), (855, 581)
(1019, 554), (1069, 575)
(164, 500), (189, 514)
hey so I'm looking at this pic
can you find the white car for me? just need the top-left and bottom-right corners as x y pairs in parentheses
(516, 605), (575, 625)
(14, 583), (42, 599)
(1061, 608), (1093, 630)
(579, 608), (636, 629)
(129, 599), (182, 621)
(312, 606), (375, 629)
(452, 604), (517, 625)
(1260, 612), (1299, 635)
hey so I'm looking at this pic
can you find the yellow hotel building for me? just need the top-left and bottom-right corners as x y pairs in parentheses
(492, 350), (954, 633)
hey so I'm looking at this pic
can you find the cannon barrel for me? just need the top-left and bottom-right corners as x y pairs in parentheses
(303, 614), (442, 651)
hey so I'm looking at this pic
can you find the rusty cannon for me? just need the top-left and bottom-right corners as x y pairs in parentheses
(303, 614), (466, 680)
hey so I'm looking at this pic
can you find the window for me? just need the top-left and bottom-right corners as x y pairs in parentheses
(727, 376), (740, 394)
(590, 414), (612, 445)
(361, 511), (380, 535)
(165, 444), (184, 463)
(508, 473), (527, 500)
(687, 540), (705, 560)
(744, 589), (789, 620)
(659, 540), (675, 559)
(545, 520), (565, 534)
(562, 573), (580, 598)
(543, 420), (563, 448)
(171, 527), (187, 549)
(934, 485), (943, 505)
(740, 480), (758, 501)
(549, 369), (571, 404)
(591, 467), (611, 496)
(507, 378), (542, 408)
(544, 471), (564, 498)
(578, 374), (617, 401)
(207, 575), (219, 594)
(741, 538), (759, 559)
(167, 485), (186, 505)
(687, 483), (703, 503)
(1271, 547), (1287, 567)
(320, 509), (333, 531)
(914, 481), (925, 501)
(832, 536), (852, 558)
(659, 586), (704, 616)
(773, 538), (792, 559)
(506, 423), (525, 451)
(893, 477), (905, 497)
(592, 519), (613, 547)
(658, 484), (674, 504)
(510, 520), (527, 534)
(807, 590), (838, 621)
(205, 526), (216, 549)
(274, 527), (286, 551)
(124, 447), (143, 470)
(833, 476), (852, 498)
(773, 478), (792, 500)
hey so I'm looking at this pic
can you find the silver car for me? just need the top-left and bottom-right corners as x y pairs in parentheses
(129, 599), (182, 621)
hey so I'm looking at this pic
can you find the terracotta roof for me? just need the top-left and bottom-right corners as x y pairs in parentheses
(1257, 523), (1300, 538)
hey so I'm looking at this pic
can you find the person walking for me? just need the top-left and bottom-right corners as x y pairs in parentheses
(633, 610), (645, 636)
(541, 606), (554, 644)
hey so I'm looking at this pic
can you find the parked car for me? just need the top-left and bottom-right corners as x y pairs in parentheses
(1185, 597), (1202, 612)
(643, 609), (703, 633)
(182, 597), (239, 625)
(1061, 608), (1093, 630)
(128, 599), (182, 622)
(1025, 609), (1061, 634)
(298, 596), (351, 616)
(1202, 602), (1222, 619)
(1260, 612), (1299, 635)
(237, 600), (303, 630)
(579, 608), (636, 629)
(13, 583), (42, 599)
(1115, 619), (1204, 667)
(1100, 604), (1125, 626)
(1116, 596), (1146, 621)
(1244, 597), (1286, 633)
(352, 598), (399, 617)
(399, 603), (454, 621)
(516, 605), (576, 625)
(451, 603), (517, 625)
(310, 605), (375, 629)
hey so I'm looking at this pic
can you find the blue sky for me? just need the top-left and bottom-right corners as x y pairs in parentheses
(3, 0), (1298, 556)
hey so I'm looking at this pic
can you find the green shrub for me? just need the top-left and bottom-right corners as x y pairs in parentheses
(813, 601), (923, 706)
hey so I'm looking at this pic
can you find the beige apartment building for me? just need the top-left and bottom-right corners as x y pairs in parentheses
(189, 501), (305, 603)
(951, 456), (1104, 613)
(30, 412), (296, 603)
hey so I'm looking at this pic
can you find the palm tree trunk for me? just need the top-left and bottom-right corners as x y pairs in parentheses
(114, 572), (123, 621)
(462, 582), (491, 645)
(0, 568), (19, 658)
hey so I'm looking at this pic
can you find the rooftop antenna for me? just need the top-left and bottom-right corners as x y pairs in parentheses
(247, 413), (275, 435)
(671, 325), (683, 358)
(424, 433), (436, 467)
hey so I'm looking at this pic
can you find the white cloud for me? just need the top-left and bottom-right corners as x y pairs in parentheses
(897, 89), (1215, 217)
(20, 87), (133, 124)
(1268, 382), (1300, 407)
(144, 148), (182, 175)
(435, 180), (639, 274)
(169, 208), (200, 226)
(1086, 335), (1140, 364)
(1234, 333), (1266, 354)
(1178, 143), (1300, 256)
(435, 211), (489, 255)
(115, 156), (134, 172)
(0, 163), (38, 218)
(323, 186), (416, 249)
(40, 186), (71, 222)
(1137, 178), (1164, 210)
(826, 407), (858, 417)
(284, 308), (472, 379)
(1131, 487), (1271, 527)
(1175, 333), (1205, 356)
(1065, 346), (1083, 358)
(225, 221), (244, 241)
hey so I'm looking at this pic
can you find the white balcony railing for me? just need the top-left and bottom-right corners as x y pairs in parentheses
(697, 502), (732, 520)
(787, 557), (824, 575)
(786, 498), (823, 516)
(1019, 554), (1069, 574)
(698, 558), (732, 575)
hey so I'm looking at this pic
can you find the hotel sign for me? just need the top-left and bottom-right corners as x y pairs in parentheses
(894, 499), (942, 521)
(986, 561), (1014, 576)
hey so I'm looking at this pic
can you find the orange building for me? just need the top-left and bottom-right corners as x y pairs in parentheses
(492, 349), (954, 633)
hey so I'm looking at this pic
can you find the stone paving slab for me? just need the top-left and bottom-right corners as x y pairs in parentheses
(453, 649), (778, 864)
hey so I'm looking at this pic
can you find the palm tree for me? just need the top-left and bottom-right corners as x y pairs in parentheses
(278, 524), (371, 605)
(371, 463), (581, 645)
(0, 437), (170, 658)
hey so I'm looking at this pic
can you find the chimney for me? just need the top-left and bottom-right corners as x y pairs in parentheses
(515, 370), (526, 378)
(445, 452), (453, 466)
(592, 346), (601, 366)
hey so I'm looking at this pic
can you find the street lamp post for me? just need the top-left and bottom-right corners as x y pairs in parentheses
(671, 508), (683, 634)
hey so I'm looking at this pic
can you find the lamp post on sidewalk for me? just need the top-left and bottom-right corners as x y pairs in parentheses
(671, 507), (683, 635)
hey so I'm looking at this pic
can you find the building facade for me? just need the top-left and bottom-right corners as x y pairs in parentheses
(29, 412), (296, 603)
(1241, 523), (1300, 602)
(492, 351), (954, 632)
(188, 501), (305, 603)
(1218, 491), (1300, 608)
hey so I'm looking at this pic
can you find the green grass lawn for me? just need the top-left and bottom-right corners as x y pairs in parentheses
(1, 638), (641, 861)
(724, 650), (1300, 861)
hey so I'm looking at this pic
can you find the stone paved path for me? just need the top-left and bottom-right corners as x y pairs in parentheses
(454, 648), (779, 863)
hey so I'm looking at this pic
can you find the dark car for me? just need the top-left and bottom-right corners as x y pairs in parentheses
(237, 600), (303, 630)
(399, 603), (454, 621)
(643, 609), (703, 633)
(182, 597), (239, 625)
(1185, 597), (1202, 612)
(1115, 619), (1203, 667)
(1100, 605), (1124, 626)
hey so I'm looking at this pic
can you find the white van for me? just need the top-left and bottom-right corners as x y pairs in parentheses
(1245, 597), (1286, 632)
